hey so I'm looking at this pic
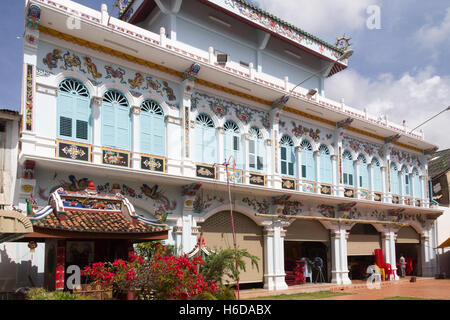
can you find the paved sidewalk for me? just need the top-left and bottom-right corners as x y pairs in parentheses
(240, 277), (450, 300)
(321, 278), (450, 300)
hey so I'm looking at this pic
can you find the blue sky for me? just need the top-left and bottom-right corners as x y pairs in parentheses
(2, 0), (449, 148)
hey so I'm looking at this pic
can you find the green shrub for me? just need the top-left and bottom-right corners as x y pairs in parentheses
(27, 288), (93, 300)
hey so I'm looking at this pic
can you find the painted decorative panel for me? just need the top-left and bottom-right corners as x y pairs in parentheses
(342, 135), (383, 158)
(196, 164), (217, 179)
(249, 172), (266, 186)
(344, 187), (355, 198)
(280, 116), (333, 145)
(25, 64), (34, 131)
(140, 154), (166, 172)
(390, 148), (421, 168)
(392, 195), (400, 204)
(282, 177), (296, 190)
(301, 181), (315, 193)
(374, 192), (382, 202)
(227, 168), (243, 183)
(191, 90), (270, 130)
(102, 148), (130, 167)
(320, 183), (332, 195)
(37, 41), (180, 109)
(360, 189), (369, 200)
(57, 140), (91, 162)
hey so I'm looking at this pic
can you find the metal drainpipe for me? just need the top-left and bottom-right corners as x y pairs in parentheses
(429, 179), (440, 276)
(429, 180), (439, 206)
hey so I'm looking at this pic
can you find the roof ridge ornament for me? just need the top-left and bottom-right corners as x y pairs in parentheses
(335, 35), (352, 51)
(336, 117), (354, 129)
(385, 134), (402, 144)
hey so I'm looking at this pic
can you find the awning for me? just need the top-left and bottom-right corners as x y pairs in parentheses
(438, 237), (450, 249)
(0, 210), (33, 243)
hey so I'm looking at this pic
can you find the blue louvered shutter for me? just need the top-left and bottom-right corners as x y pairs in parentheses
(257, 138), (264, 171)
(287, 145), (295, 177)
(343, 152), (354, 186)
(413, 172), (421, 197)
(373, 162), (382, 192)
(58, 93), (74, 138)
(359, 158), (369, 189)
(204, 126), (216, 164)
(195, 126), (204, 162)
(75, 95), (89, 140)
(101, 101), (115, 148)
(115, 106), (130, 150)
(320, 147), (332, 184)
(390, 166), (400, 194)
(302, 148), (314, 180)
(140, 112), (152, 154)
(152, 114), (165, 156)
(224, 131), (233, 165)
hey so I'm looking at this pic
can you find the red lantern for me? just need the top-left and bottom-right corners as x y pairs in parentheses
(28, 241), (37, 253)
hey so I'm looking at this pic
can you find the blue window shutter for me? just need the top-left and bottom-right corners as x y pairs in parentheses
(57, 93), (74, 138)
(390, 168), (399, 194)
(304, 149), (314, 181)
(195, 127), (204, 162)
(320, 153), (332, 184)
(373, 167), (382, 192)
(414, 174), (421, 197)
(204, 127), (216, 164)
(140, 112), (152, 154)
(343, 158), (354, 186)
(101, 102), (115, 147)
(115, 106), (130, 150)
(224, 132), (233, 164)
(257, 138), (264, 171)
(152, 114), (165, 156)
(288, 146), (295, 176)
(359, 162), (368, 189)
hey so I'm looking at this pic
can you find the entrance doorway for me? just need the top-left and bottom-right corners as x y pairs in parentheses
(396, 226), (421, 276)
(347, 224), (381, 280)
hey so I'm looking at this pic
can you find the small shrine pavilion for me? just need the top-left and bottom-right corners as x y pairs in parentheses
(18, 182), (168, 291)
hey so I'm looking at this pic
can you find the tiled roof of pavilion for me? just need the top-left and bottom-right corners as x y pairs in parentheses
(30, 183), (169, 234)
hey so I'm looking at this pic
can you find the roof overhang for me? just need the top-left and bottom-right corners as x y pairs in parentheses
(0, 210), (34, 243)
(438, 237), (450, 249)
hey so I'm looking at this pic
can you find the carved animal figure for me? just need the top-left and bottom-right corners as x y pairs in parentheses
(128, 72), (144, 89)
(43, 49), (62, 70)
(61, 51), (84, 72)
(84, 56), (102, 79)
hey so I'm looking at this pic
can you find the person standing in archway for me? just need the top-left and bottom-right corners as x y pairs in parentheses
(399, 254), (406, 277)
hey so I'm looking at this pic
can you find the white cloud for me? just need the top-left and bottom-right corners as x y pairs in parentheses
(255, 0), (380, 40)
(325, 67), (450, 150)
(415, 7), (450, 47)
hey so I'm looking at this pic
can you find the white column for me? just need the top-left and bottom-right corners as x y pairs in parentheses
(131, 106), (140, 169)
(421, 233), (432, 276)
(173, 224), (183, 255)
(180, 81), (196, 177)
(339, 228), (351, 284)
(390, 231), (399, 280)
(271, 110), (281, 189)
(273, 220), (288, 290)
(91, 97), (103, 164)
(265, 139), (272, 185)
(331, 155), (338, 196)
(411, 172), (416, 205)
(330, 229), (342, 284)
(382, 232), (391, 265)
(314, 150), (321, 194)
(263, 227), (275, 290)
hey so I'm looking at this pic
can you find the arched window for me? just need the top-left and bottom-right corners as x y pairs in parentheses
(101, 90), (130, 150)
(301, 140), (315, 180)
(402, 165), (411, 196)
(319, 144), (332, 184)
(343, 150), (354, 186)
(358, 154), (369, 189)
(140, 99), (165, 156)
(57, 78), (91, 142)
(412, 168), (421, 198)
(195, 113), (216, 164)
(372, 158), (382, 192)
(223, 120), (241, 168)
(280, 135), (295, 177)
(248, 126), (264, 171)
(390, 163), (400, 195)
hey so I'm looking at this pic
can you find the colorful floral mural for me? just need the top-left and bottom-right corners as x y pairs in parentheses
(193, 192), (224, 214)
(342, 135), (382, 157)
(242, 197), (270, 215)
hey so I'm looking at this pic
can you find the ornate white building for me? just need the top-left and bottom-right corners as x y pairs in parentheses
(9, 0), (444, 290)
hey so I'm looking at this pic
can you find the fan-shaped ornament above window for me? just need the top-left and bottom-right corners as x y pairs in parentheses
(103, 90), (128, 107)
(59, 78), (89, 97)
(141, 100), (164, 115)
(196, 114), (214, 127)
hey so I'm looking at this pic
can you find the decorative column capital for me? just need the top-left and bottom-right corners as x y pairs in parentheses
(313, 150), (321, 157)
(243, 133), (251, 140)
(217, 127), (225, 134)
(295, 146), (302, 152)
(92, 97), (103, 106)
(353, 159), (360, 165)
(367, 163), (374, 169)
(265, 139), (272, 146)
(331, 155), (338, 161)
(131, 106), (141, 114)
(173, 226), (183, 234)
(330, 229), (341, 239)
(381, 166), (387, 172)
